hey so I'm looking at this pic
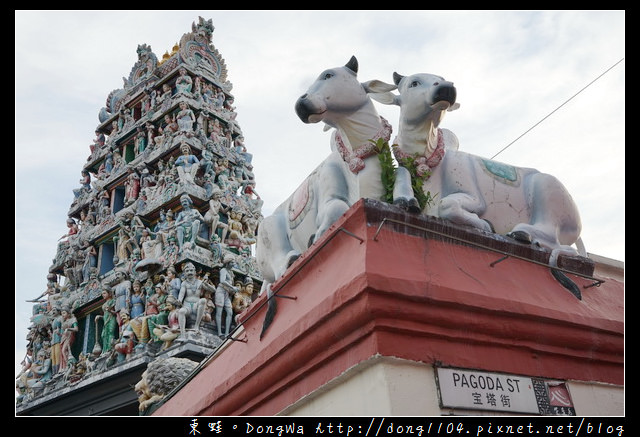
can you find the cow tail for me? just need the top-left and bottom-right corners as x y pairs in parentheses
(551, 268), (582, 300)
(549, 247), (582, 300)
(260, 284), (277, 340)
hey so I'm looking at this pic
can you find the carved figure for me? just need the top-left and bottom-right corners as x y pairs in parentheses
(67, 353), (88, 384)
(129, 313), (150, 349)
(80, 241), (98, 284)
(49, 307), (63, 374)
(215, 255), (238, 338)
(153, 209), (174, 247)
(113, 270), (132, 328)
(114, 309), (136, 361)
(129, 280), (146, 319)
(73, 170), (91, 199)
(143, 122), (155, 149)
(164, 265), (182, 300)
(134, 357), (198, 414)
(174, 194), (205, 250)
(95, 288), (118, 355)
(59, 307), (78, 372)
(199, 286), (216, 327)
(158, 84), (173, 109)
(175, 67), (193, 94)
(208, 118), (225, 144)
(98, 189), (111, 219)
(226, 208), (245, 247)
(151, 295), (181, 350)
(256, 56), (402, 336)
(232, 276), (254, 315)
(140, 227), (162, 260)
(175, 142), (199, 184)
(60, 217), (79, 243)
(194, 75), (202, 97)
(135, 127), (146, 155)
(19, 349), (52, 397)
(145, 282), (164, 316)
(91, 129), (105, 154)
(177, 262), (215, 335)
(124, 171), (141, 206)
(176, 101), (196, 132)
(378, 72), (585, 296)
(146, 285), (169, 342)
(202, 83), (215, 107)
(204, 186), (229, 243)
(98, 152), (113, 179)
(162, 113), (179, 137)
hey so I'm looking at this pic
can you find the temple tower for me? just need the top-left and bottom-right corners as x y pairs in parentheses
(16, 17), (264, 416)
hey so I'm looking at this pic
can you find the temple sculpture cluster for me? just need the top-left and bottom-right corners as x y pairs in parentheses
(16, 17), (264, 415)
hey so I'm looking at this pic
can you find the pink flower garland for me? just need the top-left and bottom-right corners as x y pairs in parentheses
(393, 129), (444, 179)
(335, 117), (393, 174)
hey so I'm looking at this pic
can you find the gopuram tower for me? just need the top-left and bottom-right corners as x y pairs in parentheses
(16, 17), (263, 416)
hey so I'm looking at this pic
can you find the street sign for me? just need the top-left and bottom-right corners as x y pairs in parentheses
(436, 367), (575, 415)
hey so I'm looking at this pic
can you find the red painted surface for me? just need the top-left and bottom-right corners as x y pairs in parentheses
(153, 199), (624, 416)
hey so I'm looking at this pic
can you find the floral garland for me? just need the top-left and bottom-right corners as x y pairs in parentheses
(391, 129), (443, 210)
(335, 117), (393, 174)
(392, 128), (444, 178)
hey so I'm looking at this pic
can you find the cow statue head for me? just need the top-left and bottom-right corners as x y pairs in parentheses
(373, 72), (459, 128)
(295, 56), (396, 131)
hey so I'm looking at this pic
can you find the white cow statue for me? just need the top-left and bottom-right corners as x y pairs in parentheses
(256, 57), (411, 336)
(373, 72), (585, 297)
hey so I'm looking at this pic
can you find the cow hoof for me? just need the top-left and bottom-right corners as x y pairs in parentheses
(394, 198), (421, 213)
(286, 253), (301, 268)
(393, 198), (408, 209)
(407, 198), (421, 213)
(507, 230), (532, 244)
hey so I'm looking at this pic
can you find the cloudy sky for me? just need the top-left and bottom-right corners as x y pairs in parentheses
(15, 11), (625, 378)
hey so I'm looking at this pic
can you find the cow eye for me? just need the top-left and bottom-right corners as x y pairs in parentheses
(409, 80), (420, 88)
(323, 72), (334, 80)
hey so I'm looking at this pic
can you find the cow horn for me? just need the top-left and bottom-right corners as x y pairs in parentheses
(345, 56), (358, 74)
(393, 72), (404, 86)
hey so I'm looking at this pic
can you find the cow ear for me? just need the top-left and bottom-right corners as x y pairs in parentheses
(363, 79), (397, 94)
(370, 91), (400, 106)
(345, 56), (358, 74)
(393, 72), (404, 86)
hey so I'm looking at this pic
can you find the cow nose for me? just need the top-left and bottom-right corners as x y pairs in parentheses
(295, 96), (312, 123)
(434, 84), (457, 105)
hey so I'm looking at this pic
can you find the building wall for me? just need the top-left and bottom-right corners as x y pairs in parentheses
(282, 356), (624, 416)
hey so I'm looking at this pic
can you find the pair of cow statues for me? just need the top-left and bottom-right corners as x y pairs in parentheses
(256, 56), (585, 335)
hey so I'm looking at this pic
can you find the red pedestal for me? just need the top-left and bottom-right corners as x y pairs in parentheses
(152, 199), (624, 416)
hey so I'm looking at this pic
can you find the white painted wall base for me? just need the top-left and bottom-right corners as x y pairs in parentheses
(282, 356), (623, 417)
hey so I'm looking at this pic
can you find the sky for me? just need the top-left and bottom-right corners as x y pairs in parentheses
(15, 10), (625, 381)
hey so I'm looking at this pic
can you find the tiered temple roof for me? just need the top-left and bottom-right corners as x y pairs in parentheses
(16, 17), (263, 416)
